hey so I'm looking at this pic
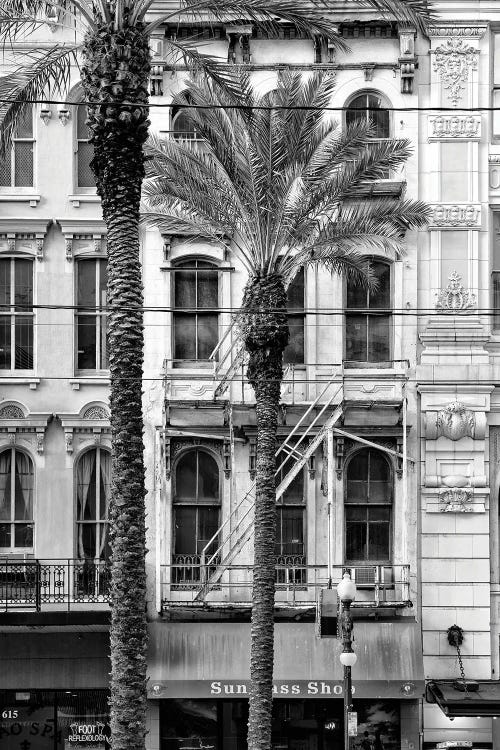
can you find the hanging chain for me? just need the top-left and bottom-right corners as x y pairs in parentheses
(447, 625), (468, 694)
(455, 643), (469, 694)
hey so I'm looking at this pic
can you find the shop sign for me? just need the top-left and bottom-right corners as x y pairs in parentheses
(68, 723), (109, 743)
(348, 711), (358, 737)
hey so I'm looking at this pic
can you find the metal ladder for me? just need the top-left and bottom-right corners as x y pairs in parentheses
(195, 371), (344, 601)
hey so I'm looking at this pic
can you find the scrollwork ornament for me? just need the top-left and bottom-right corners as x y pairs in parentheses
(439, 487), (473, 512)
(435, 272), (476, 312)
(433, 38), (478, 106)
(436, 401), (475, 440)
(82, 406), (109, 420)
(0, 405), (24, 419)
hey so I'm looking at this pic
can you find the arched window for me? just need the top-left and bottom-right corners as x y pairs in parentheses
(173, 259), (219, 366)
(345, 259), (391, 365)
(345, 448), (392, 563)
(172, 448), (221, 585)
(0, 448), (34, 550)
(76, 447), (110, 560)
(345, 91), (390, 140)
(76, 101), (95, 188)
(171, 97), (199, 141)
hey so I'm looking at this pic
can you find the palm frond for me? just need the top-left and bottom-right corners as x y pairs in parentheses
(0, 45), (77, 154)
(354, 0), (434, 33)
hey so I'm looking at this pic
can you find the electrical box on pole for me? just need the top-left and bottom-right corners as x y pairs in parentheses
(316, 589), (338, 638)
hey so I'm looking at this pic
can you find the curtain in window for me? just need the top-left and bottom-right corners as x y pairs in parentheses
(77, 450), (96, 558)
(98, 451), (111, 558)
(0, 450), (10, 521)
(14, 451), (33, 520)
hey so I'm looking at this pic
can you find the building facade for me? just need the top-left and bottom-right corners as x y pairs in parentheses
(0, 2), (499, 750)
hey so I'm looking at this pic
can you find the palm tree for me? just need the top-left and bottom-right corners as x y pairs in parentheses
(0, 4), (430, 750)
(142, 70), (431, 750)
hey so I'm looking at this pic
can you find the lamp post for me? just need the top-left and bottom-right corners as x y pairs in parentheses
(337, 572), (357, 750)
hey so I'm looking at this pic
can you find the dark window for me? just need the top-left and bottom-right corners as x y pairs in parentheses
(492, 212), (500, 330)
(345, 260), (391, 364)
(275, 446), (305, 584)
(76, 259), (108, 370)
(76, 447), (111, 560)
(0, 258), (33, 370)
(173, 260), (219, 365)
(171, 100), (200, 141)
(0, 106), (34, 188)
(173, 449), (220, 585)
(284, 268), (305, 365)
(345, 448), (392, 563)
(345, 92), (390, 139)
(77, 103), (95, 188)
(0, 448), (34, 550)
(494, 33), (500, 141)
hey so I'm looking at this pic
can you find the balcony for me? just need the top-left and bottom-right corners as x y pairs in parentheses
(0, 559), (110, 613)
(160, 562), (412, 613)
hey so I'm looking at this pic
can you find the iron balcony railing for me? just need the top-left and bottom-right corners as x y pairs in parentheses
(0, 558), (110, 612)
(161, 562), (411, 610)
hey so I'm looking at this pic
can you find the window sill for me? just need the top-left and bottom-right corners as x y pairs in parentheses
(0, 193), (40, 207)
(0, 376), (39, 389)
(70, 375), (110, 390)
(69, 194), (100, 207)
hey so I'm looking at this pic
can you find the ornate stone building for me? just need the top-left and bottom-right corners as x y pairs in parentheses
(0, 3), (500, 750)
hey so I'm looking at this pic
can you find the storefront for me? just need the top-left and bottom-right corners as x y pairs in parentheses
(148, 620), (424, 750)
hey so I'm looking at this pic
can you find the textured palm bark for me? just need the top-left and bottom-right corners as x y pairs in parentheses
(241, 274), (289, 750)
(81, 21), (150, 750)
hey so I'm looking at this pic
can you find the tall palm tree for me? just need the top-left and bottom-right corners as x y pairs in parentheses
(0, 4), (430, 750)
(142, 70), (431, 750)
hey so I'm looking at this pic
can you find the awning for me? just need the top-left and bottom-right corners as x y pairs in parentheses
(147, 620), (424, 700)
(426, 680), (500, 717)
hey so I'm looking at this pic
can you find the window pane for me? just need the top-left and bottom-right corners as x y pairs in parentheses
(14, 142), (34, 187)
(369, 507), (391, 521)
(174, 507), (197, 554)
(99, 260), (107, 304)
(287, 268), (304, 309)
(14, 260), (33, 309)
(367, 315), (390, 361)
(16, 106), (33, 138)
(77, 316), (97, 369)
(197, 451), (219, 502)
(0, 524), (11, 546)
(173, 314), (196, 360)
(174, 268), (196, 308)
(197, 314), (218, 359)
(14, 523), (33, 547)
(77, 104), (90, 138)
(14, 452), (33, 520)
(15, 317), (33, 369)
(99, 451), (111, 520)
(494, 89), (500, 139)
(0, 150), (12, 186)
(493, 271), (500, 330)
(197, 267), (218, 308)
(77, 142), (95, 187)
(0, 450), (11, 520)
(77, 451), (97, 521)
(345, 314), (367, 361)
(346, 278), (368, 309)
(276, 507), (304, 555)
(99, 315), (108, 368)
(77, 261), (96, 307)
(197, 507), (220, 553)
(495, 34), (500, 85)
(347, 450), (368, 481)
(0, 260), (10, 306)
(284, 315), (304, 364)
(78, 523), (97, 558)
(369, 451), (390, 481)
(176, 453), (197, 501)
(0, 318), (11, 368)
(346, 521), (366, 561)
(369, 263), (390, 309)
(370, 109), (390, 139)
(368, 520), (390, 560)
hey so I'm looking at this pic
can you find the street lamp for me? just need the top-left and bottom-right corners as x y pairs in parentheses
(337, 572), (357, 750)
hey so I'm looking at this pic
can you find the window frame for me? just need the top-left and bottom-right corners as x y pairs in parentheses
(0, 446), (35, 553)
(74, 100), (97, 193)
(344, 257), (392, 367)
(171, 258), (220, 368)
(344, 448), (393, 565)
(0, 105), (35, 191)
(75, 446), (111, 561)
(0, 257), (34, 372)
(344, 90), (392, 179)
(75, 257), (108, 374)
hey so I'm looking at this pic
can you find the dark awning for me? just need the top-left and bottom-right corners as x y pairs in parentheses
(426, 680), (500, 717)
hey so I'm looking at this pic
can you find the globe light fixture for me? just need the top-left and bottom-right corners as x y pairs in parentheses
(337, 572), (357, 750)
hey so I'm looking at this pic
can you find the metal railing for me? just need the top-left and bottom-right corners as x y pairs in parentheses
(161, 563), (411, 609)
(0, 559), (110, 612)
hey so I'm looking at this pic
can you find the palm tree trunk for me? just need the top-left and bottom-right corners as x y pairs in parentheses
(81, 22), (151, 750)
(241, 274), (289, 750)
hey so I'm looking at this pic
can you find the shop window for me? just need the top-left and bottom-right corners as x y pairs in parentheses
(284, 267), (305, 365)
(345, 448), (392, 564)
(76, 102), (96, 188)
(76, 258), (108, 371)
(345, 259), (391, 365)
(172, 448), (221, 586)
(275, 446), (305, 585)
(0, 448), (34, 551)
(76, 447), (111, 561)
(0, 105), (34, 188)
(0, 258), (33, 370)
(173, 259), (219, 366)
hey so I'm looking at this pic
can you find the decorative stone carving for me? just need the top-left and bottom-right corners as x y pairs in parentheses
(428, 114), (481, 140)
(58, 107), (70, 125)
(439, 487), (473, 512)
(429, 204), (481, 229)
(36, 237), (44, 260)
(65, 236), (73, 261)
(82, 406), (109, 420)
(398, 27), (417, 94)
(433, 38), (478, 106)
(36, 432), (44, 454)
(93, 236), (102, 254)
(435, 272), (476, 312)
(436, 401), (476, 440)
(0, 405), (25, 419)
(428, 26), (486, 38)
(65, 432), (74, 453)
(149, 65), (164, 97)
(39, 105), (52, 125)
(362, 64), (375, 82)
(7, 236), (15, 253)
